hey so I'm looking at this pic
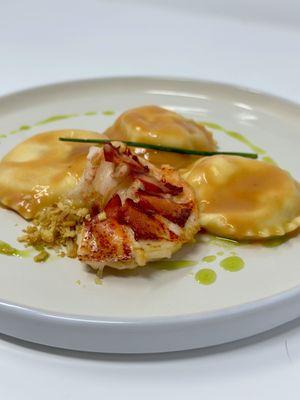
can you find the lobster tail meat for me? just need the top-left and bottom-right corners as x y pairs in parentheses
(77, 143), (200, 271)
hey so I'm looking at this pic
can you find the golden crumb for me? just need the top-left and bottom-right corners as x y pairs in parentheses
(94, 276), (103, 285)
(66, 239), (78, 258)
(19, 199), (89, 257)
(98, 211), (107, 222)
(34, 249), (50, 263)
(135, 248), (146, 266)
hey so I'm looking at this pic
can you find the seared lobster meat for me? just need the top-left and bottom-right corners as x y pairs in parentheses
(77, 143), (200, 271)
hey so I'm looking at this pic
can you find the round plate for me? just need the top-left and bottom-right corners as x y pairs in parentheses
(0, 77), (299, 353)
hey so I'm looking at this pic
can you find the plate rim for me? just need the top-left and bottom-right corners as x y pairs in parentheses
(0, 75), (299, 352)
(0, 281), (299, 325)
(1, 74), (300, 114)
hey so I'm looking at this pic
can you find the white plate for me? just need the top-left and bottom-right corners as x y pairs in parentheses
(0, 77), (299, 353)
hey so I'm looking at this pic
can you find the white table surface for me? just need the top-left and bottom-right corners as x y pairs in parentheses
(1, 0), (300, 398)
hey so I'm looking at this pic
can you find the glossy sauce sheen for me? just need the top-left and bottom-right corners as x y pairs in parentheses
(105, 105), (216, 168)
(184, 155), (300, 239)
(0, 130), (103, 219)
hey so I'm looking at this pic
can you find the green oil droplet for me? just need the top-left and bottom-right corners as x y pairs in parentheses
(0, 240), (29, 258)
(36, 114), (78, 125)
(151, 260), (197, 270)
(217, 251), (224, 256)
(0, 134), (7, 138)
(220, 256), (245, 272)
(19, 125), (30, 131)
(102, 110), (115, 116)
(262, 156), (277, 165)
(195, 268), (217, 285)
(202, 255), (217, 263)
(262, 237), (289, 247)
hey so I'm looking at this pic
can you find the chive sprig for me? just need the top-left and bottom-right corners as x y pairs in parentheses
(59, 137), (258, 159)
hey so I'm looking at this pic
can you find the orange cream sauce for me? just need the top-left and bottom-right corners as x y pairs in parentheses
(184, 155), (300, 239)
(0, 130), (103, 219)
(105, 105), (216, 169)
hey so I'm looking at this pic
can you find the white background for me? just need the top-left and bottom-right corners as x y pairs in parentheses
(1, 0), (300, 398)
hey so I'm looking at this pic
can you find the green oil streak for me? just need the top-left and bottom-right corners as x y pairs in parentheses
(84, 111), (98, 116)
(262, 236), (289, 248)
(201, 121), (266, 155)
(102, 110), (115, 116)
(195, 268), (217, 285)
(0, 240), (29, 258)
(10, 125), (31, 135)
(2, 108), (115, 140)
(151, 260), (197, 270)
(225, 131), (265, 154)
(201, 122), (224, 131)
(202, 255), (217, 263)
(209, 236), (240, 249)
(220, 256), (245, 272)
(35, 114), (78, 125)
(262, 156), (277, 165)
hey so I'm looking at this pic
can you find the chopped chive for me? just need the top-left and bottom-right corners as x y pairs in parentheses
(59, 138), (258, 159)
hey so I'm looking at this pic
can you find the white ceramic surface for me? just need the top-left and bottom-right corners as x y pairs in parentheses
(0, 77), (299, 353)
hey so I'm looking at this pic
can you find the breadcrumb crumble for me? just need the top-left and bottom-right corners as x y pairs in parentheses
(18, 200), (90, 259)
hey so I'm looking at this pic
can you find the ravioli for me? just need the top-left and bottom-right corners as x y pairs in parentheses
(105, 105), (216, 169)
(183, 155), (300, 240)
(0, 129), (103, 219)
